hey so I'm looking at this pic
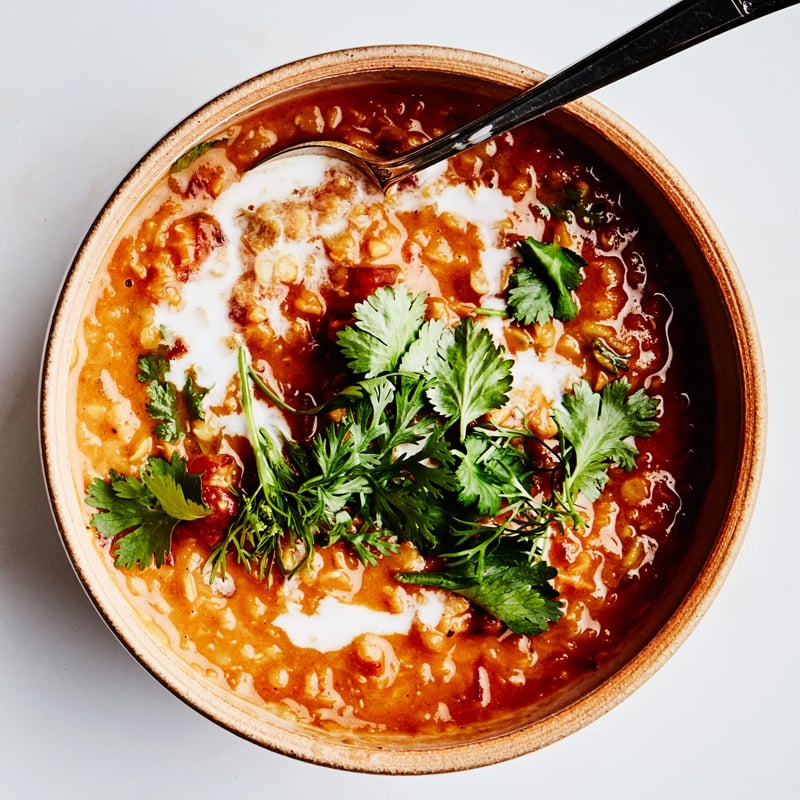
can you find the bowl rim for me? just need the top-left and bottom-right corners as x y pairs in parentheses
(40, 43), (767, 774)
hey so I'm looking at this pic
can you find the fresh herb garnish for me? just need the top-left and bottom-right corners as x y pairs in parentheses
(556, 378), (660, 505)
(85, 454), (210, 570)
(170, 139), (225, 173)
(541, 184), (607, 229)
(183, 374), (210, 421)
(208, 330), (453, 582)
(136, 351), (170, 383)
(86, 262), (660, 635)
(143, 380), (181, 442)
(206, 285), (658, 635)
(337, 286), (431, 377)
(137, 351), (209, 442)
(397, 542), (562, 635)
(507, 237), (587, 325)
(426, 318), (513, 440)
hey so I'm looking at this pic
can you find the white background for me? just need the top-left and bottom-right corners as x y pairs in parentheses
(2, 0), (799, 797)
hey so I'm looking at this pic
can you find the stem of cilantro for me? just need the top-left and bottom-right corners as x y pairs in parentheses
(472, 307), (508, 318)
(246, 364), (332, 416)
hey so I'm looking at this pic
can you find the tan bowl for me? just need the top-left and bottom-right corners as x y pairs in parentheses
(40, 45), (765, 774)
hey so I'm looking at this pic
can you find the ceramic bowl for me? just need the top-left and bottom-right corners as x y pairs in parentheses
(40, 45), (765, 774)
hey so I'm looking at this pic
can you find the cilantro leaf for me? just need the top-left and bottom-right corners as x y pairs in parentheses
(141, 456), (209, 521)
(213, 295), (660, 638)
(138, 351), (181, 441)
(138, 351), (210, 441)
(506, 267), (554, 327)
(86, 454), (210, 570)
(555, 378), (660, 503)
(398, 318), (446, 374)
(426, 318), (513, 439)
(397, 543), (562, 635)
(86, 472), (151, 535)
(336, 285), (427, 377)
(145, 381), (180, 442)
(110, 512), (176, 571)
(507, 237), (587, 324)
(183, 374), (209, 421)
(137, 353), (170, 383)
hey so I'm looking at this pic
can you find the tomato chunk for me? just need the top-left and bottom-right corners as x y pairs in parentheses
(347, 266), (400, 301)
(181, 454), (240, 548)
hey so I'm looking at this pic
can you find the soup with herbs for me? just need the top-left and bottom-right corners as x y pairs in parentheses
(72, 78), (708, 736)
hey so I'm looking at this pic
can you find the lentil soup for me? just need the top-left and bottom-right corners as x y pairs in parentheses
(68, 74), (712, 742)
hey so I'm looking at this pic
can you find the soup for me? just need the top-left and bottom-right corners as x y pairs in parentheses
(71, 79), (708, 736)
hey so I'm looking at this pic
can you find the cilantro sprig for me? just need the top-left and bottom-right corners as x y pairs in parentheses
(426, 318), (513, 440)
(556, 378), (660, 505)
(397, 542), (562, 635)
(137, 351), (209, 442)
(507, 237), (587, 325)
(86, 454), (210, 570)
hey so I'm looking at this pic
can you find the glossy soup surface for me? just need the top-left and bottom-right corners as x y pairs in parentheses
(71, 80), (708, 734)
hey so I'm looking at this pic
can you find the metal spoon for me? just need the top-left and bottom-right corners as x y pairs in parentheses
(255, 0), (798, 190)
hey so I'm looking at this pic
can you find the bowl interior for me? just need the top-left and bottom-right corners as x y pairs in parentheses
(40, 45), (765, 774)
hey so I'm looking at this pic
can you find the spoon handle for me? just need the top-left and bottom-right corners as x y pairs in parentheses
(377, 0), (799, 186)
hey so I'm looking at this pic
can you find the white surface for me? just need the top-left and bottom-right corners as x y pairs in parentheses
(2, 0), (798, 796)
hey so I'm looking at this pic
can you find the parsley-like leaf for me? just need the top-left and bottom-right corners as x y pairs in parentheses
(138, 351), (210, 441)
(555, 378), (660, 503)
(505, 267), (554, 327)
(337, 285), (428, 377)
(145, 381), (181, 442)
(398, 543), (562, 635)
(426, 318), (513, 439)
(183, 374), (209, 421)
(136, 353), (170, 383)
(208, 293), (660, 638)
(86, 454), (210, 570)
(141, 456), (209, 521)
(398, 318), (446, 374)
(109, 512), (176, 570)
(507, 237), (587, 324)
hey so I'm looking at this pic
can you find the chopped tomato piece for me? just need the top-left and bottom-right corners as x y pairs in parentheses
(181, 454), (239, 548)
